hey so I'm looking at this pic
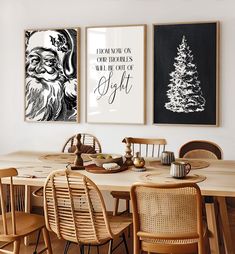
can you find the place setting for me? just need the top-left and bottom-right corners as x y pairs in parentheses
(39, 153), (91, 164)
(148, 151), (210, 170)
(140, 151), (207, 184)
(16, 165), (55, 178)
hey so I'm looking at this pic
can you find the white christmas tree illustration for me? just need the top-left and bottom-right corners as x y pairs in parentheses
(165, 35), (206, 113)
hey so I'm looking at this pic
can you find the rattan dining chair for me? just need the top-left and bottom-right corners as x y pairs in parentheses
(179, 140), (222, 159)
(179, 140), (223, 253)
(131, 182), (208, 254)
(62, 133), (102, 154)
(33, 133), (102, 198)
(111, 137), (167, 216)
(44, 169), (132, 254)
(0, 168), (52, 254)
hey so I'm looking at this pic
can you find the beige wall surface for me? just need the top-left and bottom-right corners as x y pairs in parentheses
(0, 0), (235, 158)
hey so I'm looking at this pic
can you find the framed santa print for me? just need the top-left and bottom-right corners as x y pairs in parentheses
(153, 22), (219, 125)
(24, 28), (80, 122)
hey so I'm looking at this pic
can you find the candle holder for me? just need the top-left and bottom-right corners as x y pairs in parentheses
(124, 138), (133, 166)
(70, 134), (85, 170)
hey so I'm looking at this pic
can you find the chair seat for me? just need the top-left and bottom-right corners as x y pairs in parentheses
(109, 215), (132, 236)
(77, 214), (132, 245)
(80, 215), (132, 245)
(110, 191), (130, 200)
(139, 221), (208, 253)
(32, 186), (43, 197)
(0, 212), (45, 242)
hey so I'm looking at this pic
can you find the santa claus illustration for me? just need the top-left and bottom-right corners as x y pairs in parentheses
(25, 29), (77, 121)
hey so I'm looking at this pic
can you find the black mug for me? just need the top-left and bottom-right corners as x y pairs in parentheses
(161, 151), (175, 165)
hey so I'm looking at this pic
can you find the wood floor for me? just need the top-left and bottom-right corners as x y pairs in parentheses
(2, 207), (235, 254)
(3, 231), (132, 254)
(2, 225), (235, 254)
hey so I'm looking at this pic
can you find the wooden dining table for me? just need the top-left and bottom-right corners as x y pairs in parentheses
(0, 151), (234, 254)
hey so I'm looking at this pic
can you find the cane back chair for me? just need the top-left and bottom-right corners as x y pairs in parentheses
(131, 182), (208, 254)
(111, 137), (167, 216)
(179, 140), (224, 253)
(0, 168), (52, 254)
(44, 169), (132, 254)
(62, 133), (102, 154)
(179, 140), (222, 160)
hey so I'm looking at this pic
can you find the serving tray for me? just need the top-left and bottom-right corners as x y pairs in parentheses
(140, 172), (206, 184)
(85, 164), (128, 174)
(39, 153), (91, 164)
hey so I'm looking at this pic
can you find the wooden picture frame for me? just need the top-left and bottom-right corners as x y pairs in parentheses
(24, 28), (80, 122)
(153, 22), (219, 126)
(86, 25), (146, 124)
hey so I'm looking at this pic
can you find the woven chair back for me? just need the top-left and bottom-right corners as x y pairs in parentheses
(44, 169), (112, 244)
(0, 168), (18, 236)
(179, 140), (222, 160)
(62, 133), (102, 154)
(123, 137), (167, 158)
(131, 183), (203, 243)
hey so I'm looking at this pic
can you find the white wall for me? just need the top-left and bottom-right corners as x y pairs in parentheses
(1, 0), (235, 158)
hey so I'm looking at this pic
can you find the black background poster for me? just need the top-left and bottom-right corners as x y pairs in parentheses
(153, 22), (218, 125)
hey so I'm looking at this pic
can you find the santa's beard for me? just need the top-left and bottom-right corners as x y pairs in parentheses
(25, 77), (64, 121)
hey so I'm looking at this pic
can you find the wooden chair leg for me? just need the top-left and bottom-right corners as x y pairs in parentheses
(113, 198), (119, 216)
(13, 239), (21, 254)
(42, 227), (52, 254)
(204, 229), (211, 254)
(24, 185), (31, 246)
(126, 199), (130, 213)
(198, 240), (206, 254)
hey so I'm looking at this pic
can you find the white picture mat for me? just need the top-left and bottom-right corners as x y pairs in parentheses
(86, 25), (145, 124)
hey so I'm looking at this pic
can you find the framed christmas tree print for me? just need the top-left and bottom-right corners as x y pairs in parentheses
(153, 22), (219, 125)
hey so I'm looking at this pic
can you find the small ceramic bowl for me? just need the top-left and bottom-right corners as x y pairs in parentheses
(89, 154), (123, 167)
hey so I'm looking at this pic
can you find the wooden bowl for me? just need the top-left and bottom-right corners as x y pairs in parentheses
(89, 154), (123, 167)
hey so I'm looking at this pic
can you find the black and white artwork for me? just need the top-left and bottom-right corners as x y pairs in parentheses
(25, 28), (79, 122)
(153, 22), (219, 125)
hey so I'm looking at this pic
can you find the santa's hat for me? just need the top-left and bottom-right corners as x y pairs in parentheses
(27, 30), (68, 62)
(26, 30), (76, 78)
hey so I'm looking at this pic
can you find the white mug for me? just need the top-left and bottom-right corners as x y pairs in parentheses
(170, 161), (191, 178)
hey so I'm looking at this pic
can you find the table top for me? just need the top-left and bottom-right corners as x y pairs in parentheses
(0, 151), (235, 197)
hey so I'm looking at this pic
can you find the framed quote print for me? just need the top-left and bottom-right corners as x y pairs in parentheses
(153, 22), (219, 125)
(86, 25), (146, 124)
(25, 28), (80, 122)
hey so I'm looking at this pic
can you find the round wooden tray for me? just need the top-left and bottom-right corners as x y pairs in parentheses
(140, 172), (206, 184)
(85, 164), (128, 174)
(148, 159), (210, 170)
(39, 153), (91, 164)
(177, 159), (210, 169)
(16, 165), (54, 178)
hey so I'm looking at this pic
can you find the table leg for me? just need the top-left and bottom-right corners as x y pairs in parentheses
(24, 185), (31, 246)
(205, 201), (220, 254)
(217, 197), (234, 254)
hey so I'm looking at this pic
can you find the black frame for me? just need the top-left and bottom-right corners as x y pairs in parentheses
(153, 22), (219, 125)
